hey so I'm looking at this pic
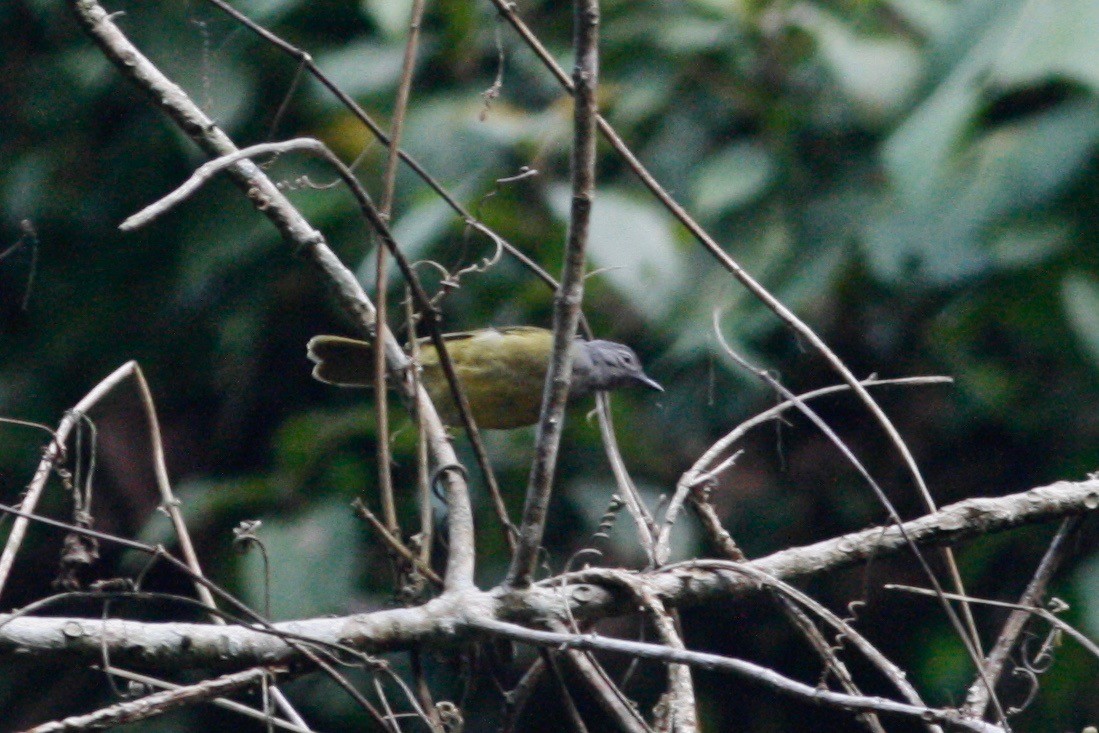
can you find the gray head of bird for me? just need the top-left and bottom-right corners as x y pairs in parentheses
(572, 339), (663, 395)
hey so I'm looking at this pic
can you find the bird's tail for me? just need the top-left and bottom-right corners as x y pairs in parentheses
(306, 335), (376, 387)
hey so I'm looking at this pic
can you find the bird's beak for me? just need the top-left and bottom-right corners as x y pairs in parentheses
(636, 373), (664, 392)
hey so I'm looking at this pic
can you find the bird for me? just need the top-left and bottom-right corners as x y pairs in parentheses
(307, 326), (662, 429)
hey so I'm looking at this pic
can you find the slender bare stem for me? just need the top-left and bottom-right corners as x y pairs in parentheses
(960, 516), (1084, 719)
(0, 361), (135, 599)
(466, 618), (1005, 733)
(102, 667), (314, 733)
(405, 293), (435, 566)
(353, 500), (443, 587)
(21, 667), (282, 733)
(595, 394), (658, 565)
(374, 0), (426, 536)
(507, 0), (601, 588)
(885, 584), (1099, 660)
(540, 649), (591, 733)
(658, 376), (951, 564)
(486, 0), (983, 669)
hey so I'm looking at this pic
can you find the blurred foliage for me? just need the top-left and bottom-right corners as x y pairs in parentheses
(2, 0), (1099, 730)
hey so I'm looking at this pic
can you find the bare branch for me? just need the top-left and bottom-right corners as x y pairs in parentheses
(507, 0), (601, 589)
(103, 667), (314, 733)
(488, 0), (985, 675)
(552, 623), (652, 733)
(464, 618), (1005, 733)
(658, 376), (952, 564)
(1, 480), (1092, 670)
(0, 361), (138, 599)
(21, 667), (282, 733)
(961, 516), (1085, 718)
(69, 0), (484, 590)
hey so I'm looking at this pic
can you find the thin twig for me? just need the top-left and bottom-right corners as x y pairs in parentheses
(885, 585), (1099, 660)
(540, 649), (591, 733)
(501, 656), (547, 733)
(658, 376), (952, 564)
(410, 649), (444, 732)
(405, 292), (436, 566)
(373, 0), (426, 538)
(465, 618), (1004, 733)
(74, 0), (476, 591)
(689, 495), (746, 561)
(709, 313), (1008, 725)
(353, 500), (444, 587)
(507, 0), (601, 589)
(595, 393), (659, 566)
(20, 667), (282, 733)
(102, 667), (314, 733)
(553, 630), (652, 733)
(487, 0), (984, 680)
(960, 516), (1084, 719)
(0, 361), (135, 599)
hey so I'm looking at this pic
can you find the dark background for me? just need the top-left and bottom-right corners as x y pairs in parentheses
(1, 0), (1098, 730)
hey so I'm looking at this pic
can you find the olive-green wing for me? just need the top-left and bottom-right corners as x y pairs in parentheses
(416, 327), (555, 428)
(308, 327), (558, 428)
(415, 327), (552, 368)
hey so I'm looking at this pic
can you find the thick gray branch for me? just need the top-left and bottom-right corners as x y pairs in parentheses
(1, 480), (1093, 670)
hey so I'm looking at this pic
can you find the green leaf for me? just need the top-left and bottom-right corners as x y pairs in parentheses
(547, 187), (682, 318)
(312, 40), (408, 100)
(790, 4), (924, 123)
(691, 141), (775, 219)
(868, 99), (1099, 283)
(361, 0), (414, 38)
(990, 0), (1099, 94)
